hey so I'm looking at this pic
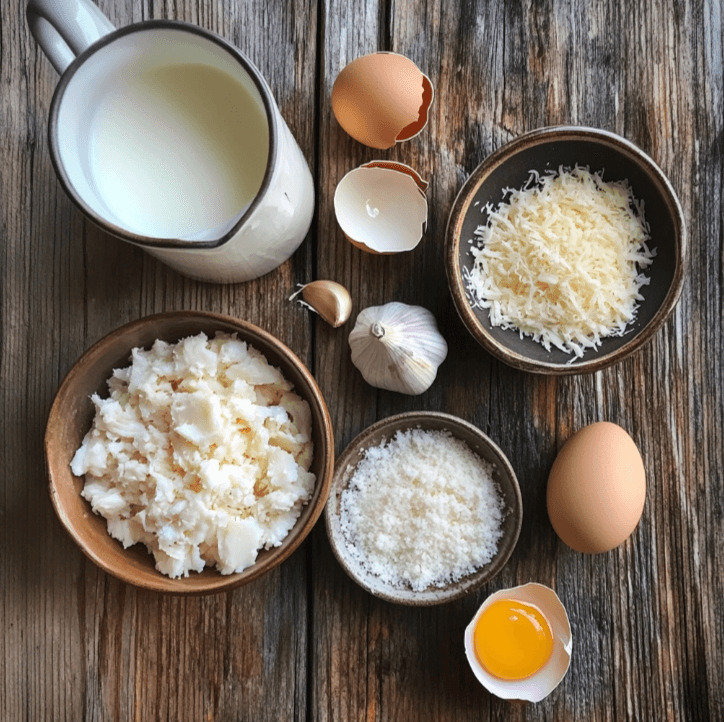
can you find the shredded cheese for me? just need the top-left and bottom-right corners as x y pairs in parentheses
(464, 166), (656, 358)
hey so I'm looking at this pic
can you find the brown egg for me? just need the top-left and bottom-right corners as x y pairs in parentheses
(546, 421), (646, 553)
(331, 52), (434, 149)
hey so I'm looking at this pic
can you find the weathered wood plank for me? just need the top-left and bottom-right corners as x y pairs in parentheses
(2, 0), (724, 720)
(311, 1), (723, 721)
(1, 0), (318, 719)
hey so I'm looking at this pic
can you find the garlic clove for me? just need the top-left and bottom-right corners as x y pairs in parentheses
(291, 280), (352, 327)
(349, 302), (448, 395)
(302, 280), (353, 327)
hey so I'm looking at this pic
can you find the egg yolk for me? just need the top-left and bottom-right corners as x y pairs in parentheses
(473, 599), (554, 680)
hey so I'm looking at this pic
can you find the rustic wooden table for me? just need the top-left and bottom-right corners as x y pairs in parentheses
(2, 0), (722, 719)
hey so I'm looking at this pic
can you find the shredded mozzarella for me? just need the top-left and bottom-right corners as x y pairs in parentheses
(464, 166), (656, 358)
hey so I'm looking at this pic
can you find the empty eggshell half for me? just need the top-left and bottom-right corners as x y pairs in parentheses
(464, 583), (572, 703)
(332, 52), (434, 149)
(334, 161), (428, 254)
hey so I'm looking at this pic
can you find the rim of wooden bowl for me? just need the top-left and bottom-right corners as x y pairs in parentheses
(45, 310), (334, 595)
(325, 411), (523, 606)
(445, 125), (687, 375)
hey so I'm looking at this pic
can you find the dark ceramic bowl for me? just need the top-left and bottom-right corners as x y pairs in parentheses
(45, 311), (334, 595)
(446, 126), (687, 374)
(325, 412), (522, 605)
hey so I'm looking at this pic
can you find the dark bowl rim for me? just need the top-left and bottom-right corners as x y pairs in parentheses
(44, 310), (334, 595)
(445, 125), (688, 375)
(325, 410), (523, 606)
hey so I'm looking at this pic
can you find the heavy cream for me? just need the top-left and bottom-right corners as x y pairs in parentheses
(87, 63), (269, 239)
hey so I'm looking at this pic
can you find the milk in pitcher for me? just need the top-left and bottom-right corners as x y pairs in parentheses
(88, 62), (269, 239)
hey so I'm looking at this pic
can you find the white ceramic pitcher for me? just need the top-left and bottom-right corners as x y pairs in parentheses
(27, 0), (315, 283)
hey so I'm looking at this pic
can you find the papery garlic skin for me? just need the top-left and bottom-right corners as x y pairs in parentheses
(349, 302), (448, 395)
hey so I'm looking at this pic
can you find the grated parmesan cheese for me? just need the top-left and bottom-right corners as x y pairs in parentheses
(338, 429), (504, 592)
(464, 166), (656, 358)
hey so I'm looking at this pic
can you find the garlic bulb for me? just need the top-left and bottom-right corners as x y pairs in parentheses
(348, 302), (448, 395)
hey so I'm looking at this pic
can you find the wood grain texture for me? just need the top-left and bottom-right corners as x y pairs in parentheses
(311, 1), (722, 721)
(2, 0), (317, 720)
(2, 0), (722, 719)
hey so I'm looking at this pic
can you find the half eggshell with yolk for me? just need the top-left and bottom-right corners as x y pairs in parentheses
(464, 583), (572, 703)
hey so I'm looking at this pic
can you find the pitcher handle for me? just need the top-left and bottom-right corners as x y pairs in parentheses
(27, 0), (115, 75)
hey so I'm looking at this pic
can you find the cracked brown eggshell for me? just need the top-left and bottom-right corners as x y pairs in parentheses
(331, 52), (434, 149)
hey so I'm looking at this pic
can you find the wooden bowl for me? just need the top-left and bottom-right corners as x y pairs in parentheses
(446, 126), (687, 374)
(325, 412), (522, 605)
(45, 311), (334, 594)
